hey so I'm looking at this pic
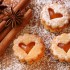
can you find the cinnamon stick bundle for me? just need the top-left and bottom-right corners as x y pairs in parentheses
(0, 9), (32, 56)
(0, 0), (31, 41)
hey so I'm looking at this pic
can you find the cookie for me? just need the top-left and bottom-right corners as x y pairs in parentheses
(13, 34), (45, 64)
(50, 33), (70, 62)
(40, 3), (70, 32)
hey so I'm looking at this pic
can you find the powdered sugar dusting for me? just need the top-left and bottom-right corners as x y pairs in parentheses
(0, 0), (70, 70)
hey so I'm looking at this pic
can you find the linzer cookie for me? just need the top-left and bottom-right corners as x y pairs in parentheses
(50, 33), (70, 62)
(40, 3), (70, 32)
(13, 34), (45, 64)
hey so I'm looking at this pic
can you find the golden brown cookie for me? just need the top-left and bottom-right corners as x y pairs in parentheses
(13, 34), (45, 64)
(50, 33), (70, 62)
(40, 3), (70, 32)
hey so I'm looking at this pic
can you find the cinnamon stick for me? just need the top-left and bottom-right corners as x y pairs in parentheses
(0, 14), (4, 19)
(0, 26), (11, 42)
(14, 0), (31, 12)
(0, 21), (6, 32)
(0, 0), (30, 41)
(0, 9), (32, 56)
(0, 14), (6, 32)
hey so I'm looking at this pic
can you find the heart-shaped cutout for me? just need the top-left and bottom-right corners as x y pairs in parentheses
(48, 8), (63, 19)
(19, 42), (35, 54)
(58, 42), (70, 52)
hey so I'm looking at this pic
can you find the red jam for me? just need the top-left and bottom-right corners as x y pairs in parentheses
(48, 8), (63, 19)
(19, 42), (35, 54)
(58, 42), (70, 52)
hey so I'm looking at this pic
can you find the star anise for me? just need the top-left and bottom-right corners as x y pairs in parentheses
(0, 0), (7, 14)
(5, 7), (24, 28)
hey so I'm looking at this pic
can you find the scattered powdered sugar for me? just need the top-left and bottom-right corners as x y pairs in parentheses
(0, 0), (70, 70)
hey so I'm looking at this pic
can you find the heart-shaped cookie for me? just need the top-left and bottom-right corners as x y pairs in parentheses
(50, 33), (70, 62)
(13, 34), (45, 64)
(48, 8), (63, 19)
(40, 3), (70, 32)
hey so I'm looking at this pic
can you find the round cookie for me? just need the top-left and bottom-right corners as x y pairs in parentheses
(13, 34), (45, 64)
(50, 33), (70, 62)
(40, 3), (70, 32)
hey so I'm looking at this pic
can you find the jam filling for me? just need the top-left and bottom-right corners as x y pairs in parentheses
(58, 42), (70, 52)
(19, 42), (35, 54)
(48, 8), (63, 19)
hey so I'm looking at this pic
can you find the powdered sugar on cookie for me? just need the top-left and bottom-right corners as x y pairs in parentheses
(41, 3), (70, 28)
